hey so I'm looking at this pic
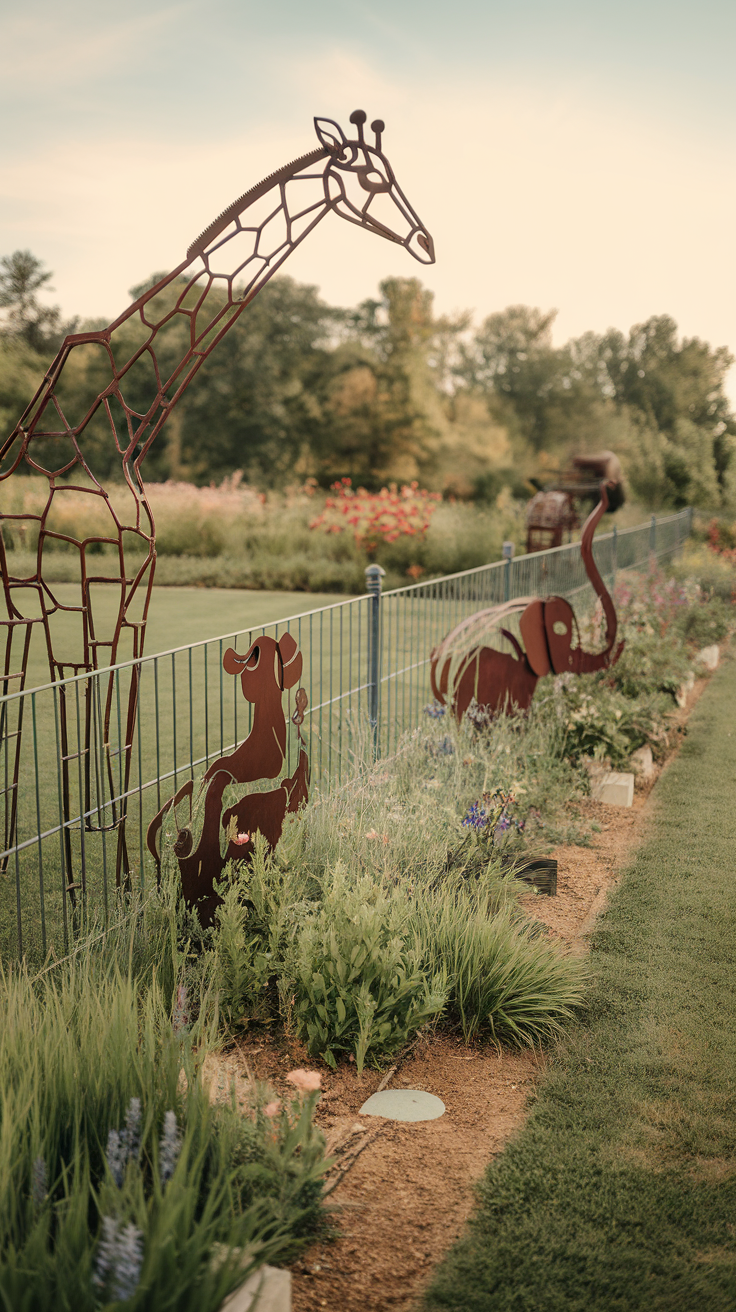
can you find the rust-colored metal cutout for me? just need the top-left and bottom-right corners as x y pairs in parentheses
(0, 112), (434, 903)
(147, 633), (309, 927)
(525, 450), (624, 553)
(430, 483), (624, 723)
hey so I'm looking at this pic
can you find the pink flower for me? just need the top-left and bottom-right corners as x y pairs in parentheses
(365, 829), (380, 840)
(286, 1068), (322, 1093)
(232, 831), (250, 845)
(263, 1101), (281, 1118)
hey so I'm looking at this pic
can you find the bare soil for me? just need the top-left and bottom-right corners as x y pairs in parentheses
(206, 677), (708, 1312)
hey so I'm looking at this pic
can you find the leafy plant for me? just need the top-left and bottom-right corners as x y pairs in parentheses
(284, 864), (447, 1071)
(535, 673), (672, 768)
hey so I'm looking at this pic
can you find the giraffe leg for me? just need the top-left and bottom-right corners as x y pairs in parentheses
(0, 620), (33, 876)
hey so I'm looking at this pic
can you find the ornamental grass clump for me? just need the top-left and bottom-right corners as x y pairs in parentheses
(412, 886), (587, 1046)
(0, 954), (329, 1310)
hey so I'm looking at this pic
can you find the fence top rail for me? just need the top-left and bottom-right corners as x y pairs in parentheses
(381, 507), (691, 601)
(0, 507), (691, 706)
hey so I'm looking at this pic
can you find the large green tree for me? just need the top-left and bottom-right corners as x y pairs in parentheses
(596, 316), (735, 505)
(3, 249), (734, 510)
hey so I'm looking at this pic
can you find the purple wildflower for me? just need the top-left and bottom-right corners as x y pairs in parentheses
(106, 1096), (142, 1186)
(93, 1216), (144, 1302)
(105, 1129), (126, 1188)
(424, 702), (446, 719)
(462, 802), (489, 831)
(158, 1110), (182, 1186)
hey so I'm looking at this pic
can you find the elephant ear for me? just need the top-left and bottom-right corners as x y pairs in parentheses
(519, 599), (551, 677)
(543, 597), (578, 674)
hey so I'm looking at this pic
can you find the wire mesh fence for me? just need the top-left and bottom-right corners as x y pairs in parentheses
(0, 507), (692, 961)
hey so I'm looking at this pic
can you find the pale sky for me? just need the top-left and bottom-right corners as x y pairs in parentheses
(2, 0), (735, 398)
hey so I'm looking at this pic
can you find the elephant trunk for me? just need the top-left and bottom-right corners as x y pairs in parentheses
(576, 481), (622, 673)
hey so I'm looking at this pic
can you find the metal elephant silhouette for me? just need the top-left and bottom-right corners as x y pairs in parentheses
(430, 482), (624, 723)
(147, 631), (309, 927)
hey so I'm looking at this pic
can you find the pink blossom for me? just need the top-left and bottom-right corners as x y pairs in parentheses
(286, 1068), (322, 1093)
(232, 831), (250, 845)
(263, 1101), (281, 1118)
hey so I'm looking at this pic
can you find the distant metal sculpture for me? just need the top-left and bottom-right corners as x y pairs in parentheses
(0, 111), (434, 900)
(147, 632), (308, 927)
(526, 451), (624, 553)
(430, 482), (624, 722)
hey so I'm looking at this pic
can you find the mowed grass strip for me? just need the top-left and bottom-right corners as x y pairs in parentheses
(422, 656), (736, 1312)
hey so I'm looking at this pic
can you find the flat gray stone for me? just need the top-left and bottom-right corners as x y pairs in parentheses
(359, 1089), (445, 1122)
(220, 1265), (291, 1312)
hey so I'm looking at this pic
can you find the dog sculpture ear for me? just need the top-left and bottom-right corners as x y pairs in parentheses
(223, 647), (244, 676)
(278, 632), (303, 688)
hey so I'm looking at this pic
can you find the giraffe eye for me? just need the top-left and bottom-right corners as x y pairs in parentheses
(358, 168), (389, 193)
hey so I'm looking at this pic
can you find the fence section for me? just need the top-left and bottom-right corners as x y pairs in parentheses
(0, 508), (692, 961)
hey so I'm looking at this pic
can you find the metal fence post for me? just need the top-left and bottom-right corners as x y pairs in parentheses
(502, 541), (514, 603)
(612, 523), (618, 591)
(365, 564), (385, 760)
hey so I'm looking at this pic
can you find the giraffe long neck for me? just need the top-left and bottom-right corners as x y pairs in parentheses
(5, 146), (333, 481)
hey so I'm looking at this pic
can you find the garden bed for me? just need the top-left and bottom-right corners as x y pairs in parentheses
(204, 791), (654, 1312)
(204, 676), (711, 1312)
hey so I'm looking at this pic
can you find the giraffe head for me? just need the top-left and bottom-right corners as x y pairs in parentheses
(314, 111), (435, 264)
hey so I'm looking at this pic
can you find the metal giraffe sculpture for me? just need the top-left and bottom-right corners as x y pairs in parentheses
(0, 111), (435, 897)
(430, 482), (624, 723)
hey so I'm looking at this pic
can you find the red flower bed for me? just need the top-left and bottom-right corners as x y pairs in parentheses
(309, 479), (441, 553)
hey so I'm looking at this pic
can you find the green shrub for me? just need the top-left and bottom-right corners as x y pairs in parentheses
(603, 629), (693, 701)
(284, 864), (447, 1071)
(202, 838), (317, 1031)
(413, 886), (587, 1045)
(535, 673), (672, 767)
(669, 543), (736, 602)
(673, 594), (732, 648)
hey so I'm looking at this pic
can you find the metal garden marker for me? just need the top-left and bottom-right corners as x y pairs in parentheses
(502, 541), (515, 603)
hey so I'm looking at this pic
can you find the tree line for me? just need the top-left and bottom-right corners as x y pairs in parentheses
(1, 250), (734, 508)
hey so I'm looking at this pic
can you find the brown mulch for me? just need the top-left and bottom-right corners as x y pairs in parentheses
(205, 675), (710, 1312)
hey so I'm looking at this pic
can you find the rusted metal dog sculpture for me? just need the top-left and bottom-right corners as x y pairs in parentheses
(430, 482), (624, 723)
(147, 631), (308, 927)
(0, 111), (434, 900)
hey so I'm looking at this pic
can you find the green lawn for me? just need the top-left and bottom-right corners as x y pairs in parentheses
(20, 585), (356, 691)
(421, 654), (736, 1311)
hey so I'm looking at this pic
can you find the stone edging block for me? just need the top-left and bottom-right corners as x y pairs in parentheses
(220, 1265), (291, 1312)
(590, 771), (634, 808)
